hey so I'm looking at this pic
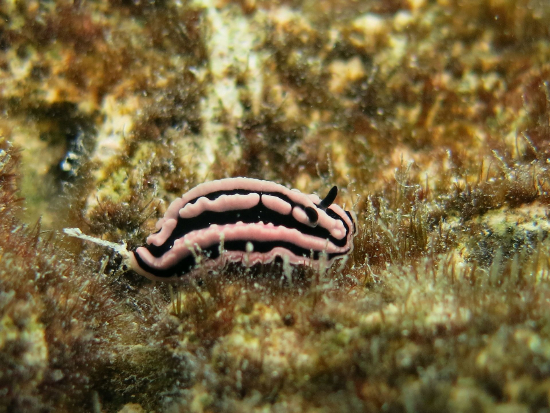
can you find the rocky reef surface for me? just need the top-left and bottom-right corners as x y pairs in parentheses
(1, 0), (550, 411)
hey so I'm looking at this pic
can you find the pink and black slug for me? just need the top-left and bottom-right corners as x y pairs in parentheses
(130, 177), (357, 281)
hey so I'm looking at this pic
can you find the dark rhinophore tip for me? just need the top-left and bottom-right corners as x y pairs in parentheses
(319, 186), (338, 209)
(304, 206), (319, 224)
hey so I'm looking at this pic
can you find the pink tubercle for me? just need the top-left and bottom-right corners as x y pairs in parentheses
(327, 204), (355, 236)
(146, 218), (177, 246)
(179, 193), (260, 219)
(261, 194), (292, 215)
(292, 206), (311, 226)
(307, 193), (321, 203)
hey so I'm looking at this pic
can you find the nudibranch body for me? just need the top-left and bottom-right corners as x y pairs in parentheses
(130, 177), (357, 281)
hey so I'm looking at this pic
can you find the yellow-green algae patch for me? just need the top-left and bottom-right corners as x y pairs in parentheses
(0, 294), (48, 396)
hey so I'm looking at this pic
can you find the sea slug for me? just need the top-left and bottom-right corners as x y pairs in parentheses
(130, 178), (357, 281)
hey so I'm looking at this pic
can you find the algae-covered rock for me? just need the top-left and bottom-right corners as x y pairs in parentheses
(2, 0), (550, 412)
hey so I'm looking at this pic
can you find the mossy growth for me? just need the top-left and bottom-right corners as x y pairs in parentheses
(0, 141), (189, 411)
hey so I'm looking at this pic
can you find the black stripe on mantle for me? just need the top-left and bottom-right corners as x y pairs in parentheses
(142, 195), (352, 259)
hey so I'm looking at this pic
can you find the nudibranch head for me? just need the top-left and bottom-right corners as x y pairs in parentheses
(130, 177), (357, 281)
